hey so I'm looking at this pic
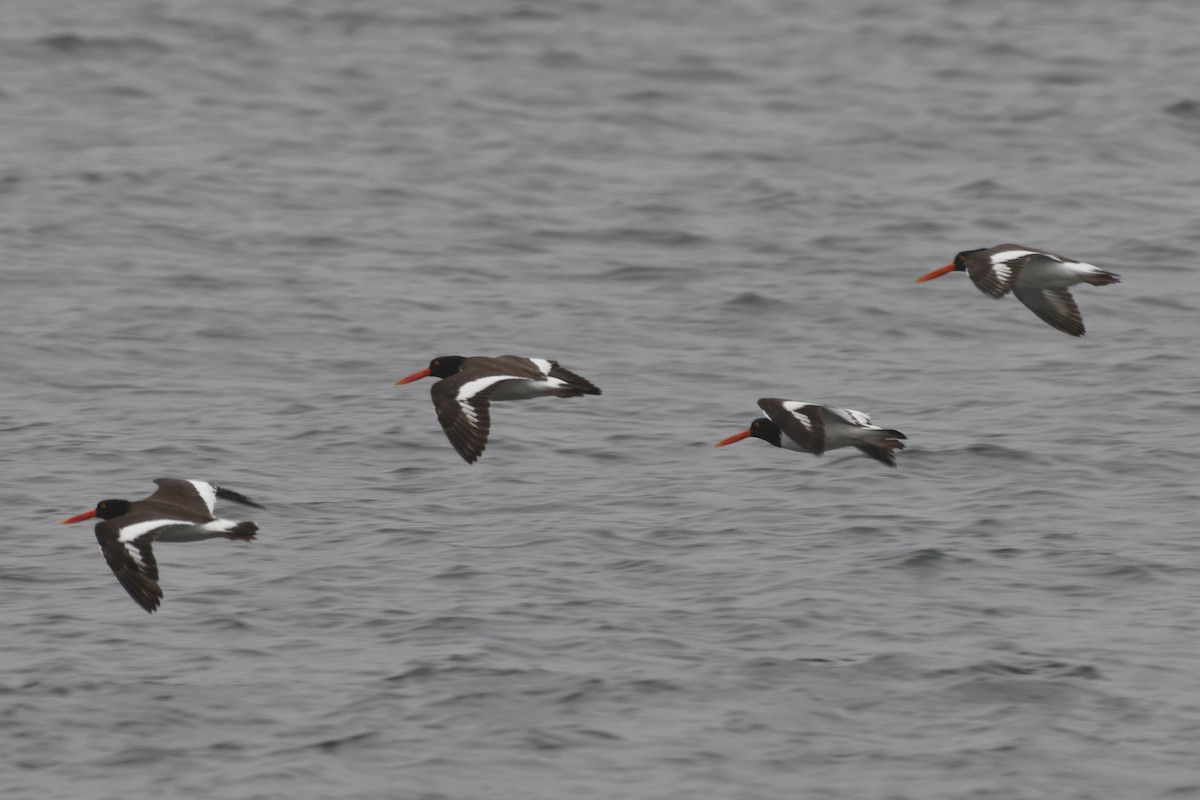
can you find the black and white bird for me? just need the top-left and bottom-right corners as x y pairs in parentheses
(715, 398), (907, 467)
(915, 244), (1120, 336)
(395, 355), (602, 464)
(61, 478), (264, 613)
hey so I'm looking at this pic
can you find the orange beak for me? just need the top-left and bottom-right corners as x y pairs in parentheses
(395, 368), (431, 385)
(62, 509), (97, 525)
(915, 263), (956, 283)
(714, 429), (753, 448)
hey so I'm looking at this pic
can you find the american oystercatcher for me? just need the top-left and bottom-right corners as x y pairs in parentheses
(61, 478), (264, 613)
(395, 355), (602, 464)
(715, 398), (907, 467)
(915, 244), (1120, 337)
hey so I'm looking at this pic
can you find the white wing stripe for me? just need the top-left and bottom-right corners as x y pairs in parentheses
(123, 541), (150, 570)
(989, 249), (1039, 265)
(118, 519), (193, 541)
(827, 407), (874, 428)
(188, 480), (218, 514)
(456, 374), (515, 402)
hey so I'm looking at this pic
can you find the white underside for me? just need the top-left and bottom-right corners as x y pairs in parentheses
(457, 374), (566, 404)
(120, 518), (240, 543)
(492, 379), (566, 401)
(823, 423), (889, 450)
(1019, 262), (1098, 288)
(778, 436), (812, 453)
(998, 252), (1102, 289)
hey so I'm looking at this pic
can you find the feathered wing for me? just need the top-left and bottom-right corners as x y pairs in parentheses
(546, 361), (602, 396)
(96, 522), (163, 613)
(487, 356), (601, 397)
(1012, 285), (1085, 336)
(149, 478), (213, 515)
(431, 374), (511, 464)
(214, 486), (265, 509)
(818, 406), (906, 468)
(966, 246), (1039, 298)
(149, 478), (264, 515)
(855, 442), (901, 468)
(819, 406), (872, 428)
(758, 399), (825, 454)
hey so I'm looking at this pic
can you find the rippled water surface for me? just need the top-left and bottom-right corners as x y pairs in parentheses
(3, 1), (1199, 798)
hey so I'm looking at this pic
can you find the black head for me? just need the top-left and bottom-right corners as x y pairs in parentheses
(427, 356), (466, 379)
(94, 499), (132, 519)
(62, 497), (132, 525)
(748, 417), (782, 447)
(953, 248), (987, 271)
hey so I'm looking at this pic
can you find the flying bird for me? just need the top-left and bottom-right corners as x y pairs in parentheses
(62, 478), (264, 613)
(915, 244), (1120, 336)
(395, 355), (601, 464)
(715, 398), (906, 467)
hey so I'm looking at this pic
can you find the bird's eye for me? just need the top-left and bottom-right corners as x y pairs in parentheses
(432, 360), (440, 367)
(99, 502), (106, 510)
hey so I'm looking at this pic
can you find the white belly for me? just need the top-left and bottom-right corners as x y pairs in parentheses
(1017, 256), (1101, 289)
(491, 378), (561, 401)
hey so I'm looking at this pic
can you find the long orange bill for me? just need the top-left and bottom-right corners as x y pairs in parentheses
(62, 509), (97, 525)
(714, 429), (753, 448)
(395, 368), (431, 385)
(915, 263), (956, 283)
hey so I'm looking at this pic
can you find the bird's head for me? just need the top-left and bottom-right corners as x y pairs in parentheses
(61, 498), (131, 524)
(714, 417), (781, 448)
(395, 355), (466, 385)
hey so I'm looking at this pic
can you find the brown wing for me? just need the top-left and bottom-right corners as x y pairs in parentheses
(484, 356), (545, 379)
(148, 478), (213, 518)
(95, 521), (163, 613)
(758, 399), (825, 454)
(431, 374), (511, 464)
(485, 355), (601, 396)
(148, 478), (263, 517)
(1012, 285), (1086, 336)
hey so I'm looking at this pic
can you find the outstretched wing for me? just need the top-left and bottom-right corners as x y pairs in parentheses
(149, 478), (264, 516)
(820, 406), (873, 429)
(966, 247), (1039, 298)
(855, 443), (900, 468)
(149, 478), (214, 515)
(431, 373), (513, 464)
(213, 485), (264, 509)
(96, 521), (163, 613)
(758, 398), (825, 454)
(1013, 285), (1085, 336)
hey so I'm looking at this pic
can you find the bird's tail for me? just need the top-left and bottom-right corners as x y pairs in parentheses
(547, 364), (602, 396)
(221, 521), (258, 542)
(1080, 269), (1120, 286)
(855, 430), (906, 468)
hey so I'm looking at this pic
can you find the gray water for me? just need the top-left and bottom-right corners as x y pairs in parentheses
(3, 1), (1200, 798)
